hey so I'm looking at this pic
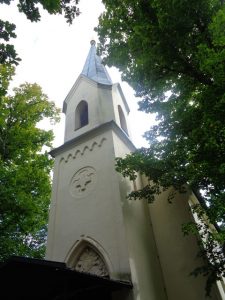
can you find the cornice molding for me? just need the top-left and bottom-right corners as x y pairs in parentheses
(50, 121), (136, 158)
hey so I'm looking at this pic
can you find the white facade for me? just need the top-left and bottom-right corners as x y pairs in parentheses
(46, 41), (222, 300)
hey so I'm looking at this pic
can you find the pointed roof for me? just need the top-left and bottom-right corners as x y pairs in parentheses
(81, 40), (112, 85)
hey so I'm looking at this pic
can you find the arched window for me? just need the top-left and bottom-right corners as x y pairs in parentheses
(118, 105), (128, 135)
(75, 100), (88, 130)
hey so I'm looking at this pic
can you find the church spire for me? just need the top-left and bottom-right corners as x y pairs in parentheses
(81, 40), (112, 85)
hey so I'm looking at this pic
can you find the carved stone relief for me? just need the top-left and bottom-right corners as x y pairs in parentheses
(70, 167), (97, 198)
(74, 246), (109, 277)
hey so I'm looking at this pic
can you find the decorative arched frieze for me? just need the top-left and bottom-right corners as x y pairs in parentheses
(60, 137), (106, 163)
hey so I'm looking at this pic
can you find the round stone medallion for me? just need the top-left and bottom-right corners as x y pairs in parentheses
(70, 167), (97, 198)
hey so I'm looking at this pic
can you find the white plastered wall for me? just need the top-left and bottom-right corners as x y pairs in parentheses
(46, 129), (133, 281)
(112, 131), (168, 300)
(147, 183), (221, 300)
(64, 76), (115, 142)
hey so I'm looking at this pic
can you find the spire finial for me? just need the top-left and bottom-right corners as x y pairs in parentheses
(81, 40), (112, 85)
(90, 39), (96, 46)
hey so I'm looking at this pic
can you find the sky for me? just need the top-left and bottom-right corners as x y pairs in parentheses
(0, 0), (155, 148)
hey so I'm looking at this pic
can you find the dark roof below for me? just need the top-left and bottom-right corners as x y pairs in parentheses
(0, 256), (132, 300)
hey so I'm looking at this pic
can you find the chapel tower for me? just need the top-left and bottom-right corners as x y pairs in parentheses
(46, 40), (166, 300)
(46, 41), (223, 300)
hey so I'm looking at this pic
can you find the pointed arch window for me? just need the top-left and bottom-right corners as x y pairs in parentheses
(75, 100), (88, 130)
(118, 105), (128, 135)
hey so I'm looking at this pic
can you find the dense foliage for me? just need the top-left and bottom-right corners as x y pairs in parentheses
(0, 0), (77, 261)
(0, 65), (60, 260)
(0, 0), (80, 66)
(0, 0), (78, 262)
(97, 0), (225, 292)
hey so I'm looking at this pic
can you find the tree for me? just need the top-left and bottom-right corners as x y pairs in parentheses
(0, 0), (79, 261)
(96, 0), (225, 293)
(0, 0), (78, 260)
(0, 65), (60, 261)
(0, 0), (80, 66)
